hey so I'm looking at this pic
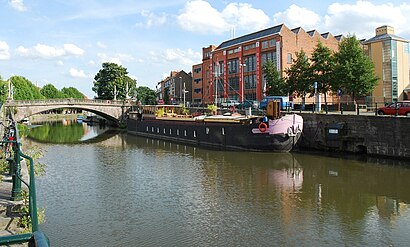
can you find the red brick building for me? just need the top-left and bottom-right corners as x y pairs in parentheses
(192, 24), (342, 105)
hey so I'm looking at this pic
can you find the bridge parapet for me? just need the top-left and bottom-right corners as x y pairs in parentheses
(4, 99), (135, 124)
(6, 99), (134, 107)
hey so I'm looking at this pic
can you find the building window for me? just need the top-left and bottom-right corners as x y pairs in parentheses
(262, 51), (277, 65)
(228, 77), (239, 91)
(244, 55), (256, 72)
(262, 41), (268, 49)
(244, 74), (257, 89)
(244, 43), (256, 50)
(228, 59), (239, 74)
(269, 39), (276, 47)
(287, 53), (293, 64)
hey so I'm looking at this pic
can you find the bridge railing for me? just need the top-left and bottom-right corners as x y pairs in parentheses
(6, 98), (135, 106)
(0, 117), (49, 246)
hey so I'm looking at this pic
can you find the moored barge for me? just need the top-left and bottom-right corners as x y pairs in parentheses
(127, 102), (303, 152)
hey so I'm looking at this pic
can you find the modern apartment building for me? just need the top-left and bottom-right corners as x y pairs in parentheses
(363, 26), (410, 102)
(192, 24), (342, 105)
(156, 70), (192, 105)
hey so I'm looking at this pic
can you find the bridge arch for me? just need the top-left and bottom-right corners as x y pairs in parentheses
(5, 99), (135, 125)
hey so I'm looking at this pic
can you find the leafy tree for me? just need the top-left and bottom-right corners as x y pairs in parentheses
(0, 76), (8, 104)
(310, 41), (335, 109)
(285, 50), (312, 109)
(136, 86), (157, 105)
(40, 84), (64, 99)
(163, 88), (169, 104)
(92, 62), (137, 100)
(262, 60), (287, 96)
(333, 35), (378, 101)
(10, 76), (44, 100)
(61, 87), (85, 99)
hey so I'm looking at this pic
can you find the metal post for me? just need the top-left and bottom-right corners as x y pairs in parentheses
(375, 103), (378, 116)
(357, 104), (360, 115)
(11, 141), (22, 201)
(341, 104), (344, 115)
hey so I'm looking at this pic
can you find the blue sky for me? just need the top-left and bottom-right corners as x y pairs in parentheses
(0, 0), (409, 98)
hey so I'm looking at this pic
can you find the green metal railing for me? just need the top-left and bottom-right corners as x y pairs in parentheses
(0, 119), (49, 246)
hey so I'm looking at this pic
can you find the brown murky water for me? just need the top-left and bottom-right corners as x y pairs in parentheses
(28, 122), (410, 246)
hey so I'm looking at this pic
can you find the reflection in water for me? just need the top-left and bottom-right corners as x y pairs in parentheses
(30, 123), (410, 246)
(27, 119), (113, 143)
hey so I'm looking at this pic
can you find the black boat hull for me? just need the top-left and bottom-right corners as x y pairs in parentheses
(126, 118), (301, 152)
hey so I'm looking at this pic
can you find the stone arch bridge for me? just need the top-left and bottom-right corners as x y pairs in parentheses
(5, 99), (136, 125)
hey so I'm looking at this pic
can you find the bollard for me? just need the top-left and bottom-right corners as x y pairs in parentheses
(395, 102), (398, 116)
(341, 104), (344, 115)
(11, 142), (22, 201)
(375, 103), (378, 116)
(357, 105), (360, 115)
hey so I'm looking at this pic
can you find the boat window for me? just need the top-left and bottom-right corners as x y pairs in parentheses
(157, 127), (160, 133)
(222, 128), (225, 135)
(152, 127), (154, 132)
(206, 128), (209, 135)
(169, 129), (172, 135)
(163, 128), (166, 134)
(146, 126), (148, 132)
(194, 130), (196, 138)
(177, 129), (179, 136)
(184, 130), (187, 136)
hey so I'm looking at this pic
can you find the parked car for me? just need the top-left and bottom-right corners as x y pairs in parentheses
(221, 99), (240, 108)
(377, 101), (410, 116)
(237, 100), (259, 109)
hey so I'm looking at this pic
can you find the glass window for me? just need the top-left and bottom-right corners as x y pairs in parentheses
(228, 59), (239, 74)
(262, 41), (268, 49)
(287, 53), (292, 64)
(244, 55), (256, 72)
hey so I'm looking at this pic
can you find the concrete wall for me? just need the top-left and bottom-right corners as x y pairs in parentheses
(299, 113), (410, 158)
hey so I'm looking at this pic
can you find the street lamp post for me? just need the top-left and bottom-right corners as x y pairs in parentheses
(240, 63), (246, 102)
(179, 76), (182, 104)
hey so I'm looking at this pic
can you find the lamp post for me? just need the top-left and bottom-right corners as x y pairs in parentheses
(240, 63), (246, 102)
(179, 76), (182, 104)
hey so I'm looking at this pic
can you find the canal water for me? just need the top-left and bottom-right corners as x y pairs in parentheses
(25, 120), (410, 246)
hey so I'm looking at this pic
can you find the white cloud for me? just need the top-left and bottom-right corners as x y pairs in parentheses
(69, 68), (87, 78)
(273, 4), (321, 31)
(97, 41), (107, 49)
(57, 60), (64, 66)
(177, 0), (231, 35)
(97, 53), (122, 65)
(324, 1), (410, 38)
(150, 48), (201, 66)
(222, 3), (270, 31)
(0, 41), (11, 60)
(136, 10), (167, 28)
(63, 44), (85, 56)
(9, 0), (27, 12)
(16, 43), (85, 58)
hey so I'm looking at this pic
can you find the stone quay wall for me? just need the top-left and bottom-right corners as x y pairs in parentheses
(299, 113), (410, 158)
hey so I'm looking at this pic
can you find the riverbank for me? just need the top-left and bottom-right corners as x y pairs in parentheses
(299, 112), (410, 159)
(0, 158), (29, 246)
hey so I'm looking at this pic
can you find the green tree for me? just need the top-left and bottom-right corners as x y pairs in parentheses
(0, 76), (8, 104)
(163, 88), (169, 104)
(40, 84), (64, 99)
(262, 60), (287, 96)
(11, 76), (44, 100)
(92, 62), (137, 100)
(333, 35), (378, 101)
(61, 87), (85, 99)
(136, 86), (157, 105)
(310, 41), (335, 109)
(286, 50), (312, 109)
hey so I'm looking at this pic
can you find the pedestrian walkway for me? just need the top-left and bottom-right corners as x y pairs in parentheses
(0, 159), (29, 247)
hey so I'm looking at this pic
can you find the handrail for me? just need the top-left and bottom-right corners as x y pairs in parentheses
(5, 98), (135, 106)
(0, 115), (49, 246)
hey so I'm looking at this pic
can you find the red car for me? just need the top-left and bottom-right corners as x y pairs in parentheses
(377, 101), (410, 116)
